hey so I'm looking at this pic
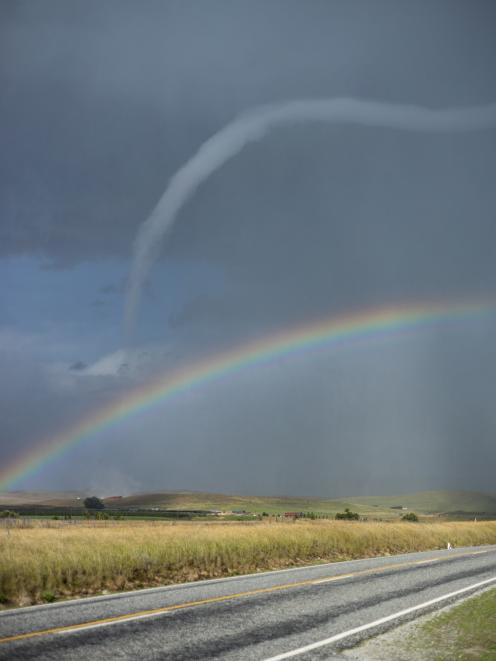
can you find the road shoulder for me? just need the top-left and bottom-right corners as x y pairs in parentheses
(344, 586), (496, 661)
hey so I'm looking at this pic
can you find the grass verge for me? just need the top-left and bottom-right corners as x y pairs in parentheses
(361, 588), (496, 660)
(414, 587), (496, 660)
(1, 519), (495, 607)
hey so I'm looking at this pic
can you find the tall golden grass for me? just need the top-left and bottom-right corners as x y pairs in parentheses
(1, 519), (495, 607)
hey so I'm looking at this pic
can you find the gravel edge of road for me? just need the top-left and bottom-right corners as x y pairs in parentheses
(342, 584), (496, 660)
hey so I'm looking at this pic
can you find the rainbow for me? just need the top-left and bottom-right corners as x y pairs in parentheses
(1, 299), (495, 491)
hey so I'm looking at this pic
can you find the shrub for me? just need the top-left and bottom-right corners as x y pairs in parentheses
(335, 508), (359, 520)
(84, 496), (105, 510)
(402, 512), (419, 522)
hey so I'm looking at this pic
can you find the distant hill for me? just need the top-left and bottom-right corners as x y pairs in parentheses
(1, 489), (494, 518)
(98, 489), (496, 515)
(99, 491), (368, 515)
(0, 491), (87, 507)
(345, 490), (496, 515)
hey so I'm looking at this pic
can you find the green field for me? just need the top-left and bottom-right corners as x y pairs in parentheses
(346, 490), (496, 516)
(102, 491), (379, 515)
(1, 489), (496, 520)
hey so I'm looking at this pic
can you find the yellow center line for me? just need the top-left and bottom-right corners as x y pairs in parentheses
(312, 556), (440, 584)
(0, 548), (492, 645)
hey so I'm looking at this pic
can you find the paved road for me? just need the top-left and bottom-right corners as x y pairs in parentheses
(1, 545), (495, 660)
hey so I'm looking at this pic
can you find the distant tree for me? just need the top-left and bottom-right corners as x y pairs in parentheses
(402, 512), (419, 522)
(95, 511), (110, 520)
(0, 510), (18, 518)
(84, 496), (105, 510)
(335, 508), (359, 521)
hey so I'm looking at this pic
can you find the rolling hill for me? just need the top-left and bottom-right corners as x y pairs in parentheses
(345, 490), (496, 515)
(1, 489), (495, 518)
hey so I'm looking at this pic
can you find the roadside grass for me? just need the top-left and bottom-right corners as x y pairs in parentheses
(421, 587), (496, 660)
(1, 519), (495, 608)
(398, 588), (496, 660)
(346, 587), (496, 661)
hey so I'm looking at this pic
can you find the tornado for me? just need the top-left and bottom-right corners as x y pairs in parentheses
(125, 98), (496, 333)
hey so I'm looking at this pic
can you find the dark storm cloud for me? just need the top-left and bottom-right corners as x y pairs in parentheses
(1, 3), (495, 255)
(2, 0), (496, 329)
(2, 1), (496, 495)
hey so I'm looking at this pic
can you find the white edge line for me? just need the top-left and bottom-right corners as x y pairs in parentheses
(261, 576), (496, 661)
(313, 574), (355, 584)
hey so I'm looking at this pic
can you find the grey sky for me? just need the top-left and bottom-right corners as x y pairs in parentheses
(1, 0), (496, 496)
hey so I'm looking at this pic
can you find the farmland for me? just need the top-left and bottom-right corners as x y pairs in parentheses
(2, 488), (496, 520)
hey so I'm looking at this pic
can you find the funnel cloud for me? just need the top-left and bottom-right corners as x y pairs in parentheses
(126, 99), (496, 332)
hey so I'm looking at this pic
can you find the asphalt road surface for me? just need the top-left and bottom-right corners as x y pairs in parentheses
(1, 545), (495, 660)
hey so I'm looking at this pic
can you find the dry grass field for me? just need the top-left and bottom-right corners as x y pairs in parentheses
(1, 519), (496, 607)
